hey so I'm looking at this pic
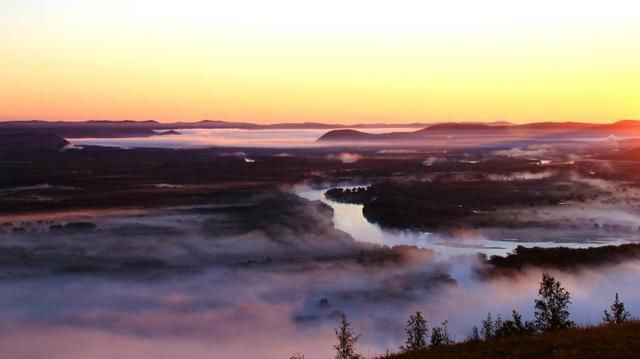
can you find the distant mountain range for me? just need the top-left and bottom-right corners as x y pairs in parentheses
(317, 120), (640, 143)
(0, 119), (638, 143)
(0, 120), (512, 138)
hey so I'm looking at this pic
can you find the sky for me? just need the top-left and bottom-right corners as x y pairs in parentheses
(0, 0), (639, 124)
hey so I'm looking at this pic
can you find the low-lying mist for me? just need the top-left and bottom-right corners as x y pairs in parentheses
(1, 182), (640, 358)
(1, 246), (639, 358)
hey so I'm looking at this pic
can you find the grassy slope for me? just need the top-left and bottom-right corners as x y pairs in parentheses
(384, 321), (640, 359)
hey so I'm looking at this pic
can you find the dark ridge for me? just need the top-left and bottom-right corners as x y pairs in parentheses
(606, 119), (640, 129)
(316, 129), (378, 142)
(155, 130), (181, 135)
(483, 244), (640, 276)
(0, 122), (158, 138)
(315, 119), (640, 143)
(0, 132), (69, 152)
(420, 123), (508, 132)
(515, 121), (600, 130)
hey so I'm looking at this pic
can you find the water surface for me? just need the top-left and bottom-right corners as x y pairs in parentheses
(297, 187), (634, 259)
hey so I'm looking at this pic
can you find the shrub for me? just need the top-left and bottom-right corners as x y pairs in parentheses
(480, 313), (495, 340)
(430, 320), (453, 347)
(495, 310), (536, 337)
(603, 293), (631, 324)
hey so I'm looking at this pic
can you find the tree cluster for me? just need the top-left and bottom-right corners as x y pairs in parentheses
(290, 273), (633, 358)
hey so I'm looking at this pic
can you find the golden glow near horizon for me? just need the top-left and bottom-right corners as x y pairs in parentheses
(1, 0), (639, 124)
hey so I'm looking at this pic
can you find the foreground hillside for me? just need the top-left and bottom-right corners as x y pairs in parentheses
(384, 321), (640, 359)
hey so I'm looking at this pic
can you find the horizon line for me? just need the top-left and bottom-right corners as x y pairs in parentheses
(0, 118), (638, 126)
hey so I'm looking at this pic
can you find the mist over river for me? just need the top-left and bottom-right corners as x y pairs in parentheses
(0, 186), (638, 358)
(297, 187), (634, 259)
(68, 128), (422, 149)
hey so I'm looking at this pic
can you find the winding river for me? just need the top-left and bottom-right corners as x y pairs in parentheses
(296, 186), (632, 259)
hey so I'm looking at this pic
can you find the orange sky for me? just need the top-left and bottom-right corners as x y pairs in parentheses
(1, 0), (639, 124)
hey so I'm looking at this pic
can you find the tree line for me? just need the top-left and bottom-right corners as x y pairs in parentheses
(290, 272), (633, 359)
